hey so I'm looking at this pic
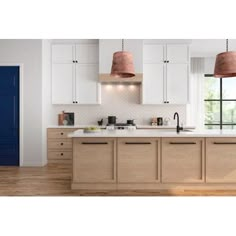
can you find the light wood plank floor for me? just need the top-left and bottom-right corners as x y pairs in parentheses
(0, 161), (236, 196)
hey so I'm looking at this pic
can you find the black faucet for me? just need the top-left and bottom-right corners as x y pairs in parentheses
(174, 112), (183, 133)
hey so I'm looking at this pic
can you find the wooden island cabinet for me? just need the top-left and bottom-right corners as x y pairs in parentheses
(68, 132), (236, 191)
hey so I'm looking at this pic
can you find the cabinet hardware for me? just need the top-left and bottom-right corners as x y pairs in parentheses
(61, 132), (64, 135)
(61, 153), (64, 156)
(164, 60), (166, 63)
(76, 60), (78, 63)
(76, 101), (78, 103)
(81, 142), (108, 145)
(213, 142), (236, 145)
(60, 143), (64, 146)
(166, 101), (169, 103)
(166, 60), (169, 63)
(125, 142), (151, 145)
(72, 60), (75, 63)
(169, 142), (196, 145)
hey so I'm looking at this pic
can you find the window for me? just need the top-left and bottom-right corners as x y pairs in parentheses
(204, 75), (236, 129)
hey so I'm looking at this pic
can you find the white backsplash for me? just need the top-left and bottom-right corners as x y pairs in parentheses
(50, 84), (187, 126)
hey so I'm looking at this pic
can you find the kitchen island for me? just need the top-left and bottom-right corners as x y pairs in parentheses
(69, 129), (236, 191)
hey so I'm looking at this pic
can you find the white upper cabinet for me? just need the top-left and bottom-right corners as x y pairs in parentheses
(51, 41), (100, 105)
(142, 42), (190, 105)
(166, 44), (189, 63)
(75, 44), (99, 64)
(52, 45), (74, 63)
(52, 64), (74, 104)
(143, 44), (164, 63)
(75, 64), (99, 104)
(99, 39), (143, 74)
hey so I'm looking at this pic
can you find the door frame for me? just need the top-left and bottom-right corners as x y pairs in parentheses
(0, 63), (24, 166)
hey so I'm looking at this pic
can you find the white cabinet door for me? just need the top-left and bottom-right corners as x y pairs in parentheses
(143, 44), (164, 64)
(166, 44), (189, 63)
(52, 44), (74, 63)
(75, 64), (100, 104)
(76, 44), (99, 64)
(166, 64), (189, 104)
(52, 64), (74, 104)
(142, 64), (164, 104)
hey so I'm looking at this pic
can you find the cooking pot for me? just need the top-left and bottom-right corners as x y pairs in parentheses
(108, 116), (117, 125)
(127, 119), (135, 125)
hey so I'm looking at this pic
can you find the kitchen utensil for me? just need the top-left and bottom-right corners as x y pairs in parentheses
(127, 119), (135, 125)
(107, 116), (117, 125)
(97, 119), (103, 126)
(157, 117), (163, 126)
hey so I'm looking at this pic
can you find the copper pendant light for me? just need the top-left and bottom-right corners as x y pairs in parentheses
(110, 39), (135, 78)
(214, 39), (236, 78)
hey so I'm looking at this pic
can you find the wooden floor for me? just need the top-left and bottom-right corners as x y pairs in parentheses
(1, 161), (236, 196)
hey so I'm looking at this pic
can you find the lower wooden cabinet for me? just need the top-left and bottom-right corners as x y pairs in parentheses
(206, 138), (236, 183)
(47, 128), (78, 161)
(117, 138), (160, 183)
(72, 138), (116, 183)
(161, 138), (205, 183)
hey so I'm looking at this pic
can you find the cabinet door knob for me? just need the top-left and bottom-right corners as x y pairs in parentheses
(60, 143), (63, 146)
(61, 153), (64, 156)
(76, 60), (78, 63)
(61, 132), (64, 135)
(166, 60), (169, 63)
(76, 101), (78, 103)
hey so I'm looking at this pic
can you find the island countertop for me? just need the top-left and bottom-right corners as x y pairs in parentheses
(68, 129), (236, 138)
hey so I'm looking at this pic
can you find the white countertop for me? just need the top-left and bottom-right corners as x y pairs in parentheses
(48, 125), (195, 129)
(68, 129), (236, 138)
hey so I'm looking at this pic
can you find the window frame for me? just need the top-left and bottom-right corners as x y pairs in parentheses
(204, 74), (236, 129)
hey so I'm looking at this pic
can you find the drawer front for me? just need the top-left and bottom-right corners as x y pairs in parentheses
(206, 138), (236, 183)
(48, 140), (72, 150)
(48, 151), (72, 160)
(162, 138), (205, 183)
(47, 128), (78, 139)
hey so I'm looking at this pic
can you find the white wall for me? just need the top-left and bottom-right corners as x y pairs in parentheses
(0, 40), (43, 166)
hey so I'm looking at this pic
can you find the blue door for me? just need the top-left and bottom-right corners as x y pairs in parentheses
(0, 66), (19, 166)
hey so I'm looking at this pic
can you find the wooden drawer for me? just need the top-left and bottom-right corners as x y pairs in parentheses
(47, 128), (78, 139)
(48, 139), (72, 150)
(206, 138), (236, 183)
(48, 151), (72, 160)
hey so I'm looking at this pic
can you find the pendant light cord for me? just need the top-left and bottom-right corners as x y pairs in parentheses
(122, 39), (124, 51)
(226, 39), (229, 52)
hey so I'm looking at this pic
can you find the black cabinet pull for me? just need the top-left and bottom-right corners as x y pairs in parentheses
(166, 60), (169, 63)
(169, 142), (196, 145)
(60, 143), (63, 146)
(166, 101), (169, 104)
(72, 60), (75, 63)
(76, 60), (78, 63)
(213, 142), (236, 145)
(61, 153), (64, 156)
(76, 101), (78, 103)
(125, 142), (151, 145)
(61, 132), (64, 135)
(81, 142), (108, 145)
